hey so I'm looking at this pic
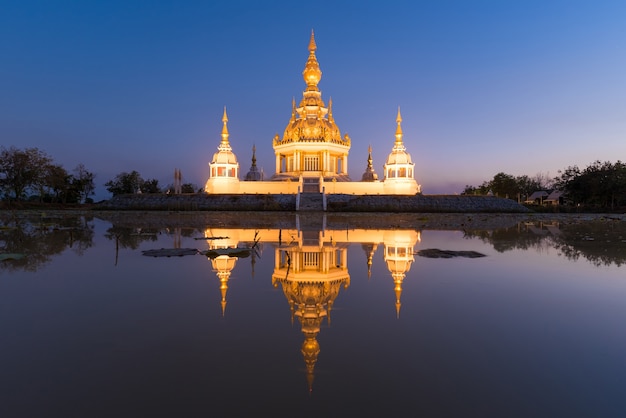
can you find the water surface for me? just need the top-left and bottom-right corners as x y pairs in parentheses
(1, 212), (625, 417)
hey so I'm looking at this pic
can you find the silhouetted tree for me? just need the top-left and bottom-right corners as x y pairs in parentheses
(464, 171), (555, 201)
(105, 171), (143, 196)
(490, 172), (519, 199)
(73, 164), (95, 203)
(181, 183), (197, 193)
(44, 163), (71, 203)
(141, 178), (161, 194)
(555, 160), (626, 209)
(0, 146), (52, 200)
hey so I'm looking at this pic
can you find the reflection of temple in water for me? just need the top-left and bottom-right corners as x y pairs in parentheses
(202, 215), (420, 390)
(383, 230), (417, 319)
(203, 233), (242, 316)
(271, 228), (351, 392)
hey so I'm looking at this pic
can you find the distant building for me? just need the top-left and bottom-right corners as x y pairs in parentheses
(524, 190), (564, 205)
(545, 190), (564, 205)
(204, 31), (421, 196)
(524, 191), (549, 205)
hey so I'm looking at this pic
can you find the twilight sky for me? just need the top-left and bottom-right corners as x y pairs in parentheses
(1, 0), (625, 200)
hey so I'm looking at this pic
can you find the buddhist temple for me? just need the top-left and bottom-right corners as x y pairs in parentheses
(205, 31), (421, 196)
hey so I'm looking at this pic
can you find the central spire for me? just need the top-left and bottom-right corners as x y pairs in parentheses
(302, 30), (322, 91)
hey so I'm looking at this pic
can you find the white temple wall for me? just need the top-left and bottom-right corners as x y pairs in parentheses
(238, 180), (302, 194)
(321, 179), (386, 195)
(205, 179), (303, 194)
(204, 177), (241, 194)
(205, 177), (420, 195)
(383, 179), (420, 195)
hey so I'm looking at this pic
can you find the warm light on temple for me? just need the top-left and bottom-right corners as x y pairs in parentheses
(205, 32), (421, 195)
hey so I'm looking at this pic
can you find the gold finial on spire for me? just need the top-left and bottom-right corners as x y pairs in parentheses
(308, 29), (316, 52)
(395, 107), (403, 143)
(393, 106), (406, 151)
(291, 97), (296, 122)
(221, 107), (229, 141)
(218, 106), (232, 152)
(303, 29), (322, 90)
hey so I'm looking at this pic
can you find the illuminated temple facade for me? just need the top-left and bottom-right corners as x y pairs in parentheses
(204, 31), (421, 195)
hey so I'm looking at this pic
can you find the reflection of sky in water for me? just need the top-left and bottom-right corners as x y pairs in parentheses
(1, 217), (626, 417)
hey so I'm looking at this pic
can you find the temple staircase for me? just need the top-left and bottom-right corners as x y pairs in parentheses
(297, 177), (326, 211)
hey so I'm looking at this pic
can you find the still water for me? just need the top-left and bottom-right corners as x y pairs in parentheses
(1, 212), (625, 417)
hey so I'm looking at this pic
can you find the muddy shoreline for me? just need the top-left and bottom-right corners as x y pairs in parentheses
(2, 210), (623, 231)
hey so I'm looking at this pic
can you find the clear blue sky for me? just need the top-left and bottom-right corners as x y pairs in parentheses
(2, 0), (625, 199)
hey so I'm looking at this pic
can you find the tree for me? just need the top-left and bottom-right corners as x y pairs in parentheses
(73, 164), (95, 203)
(532, 172), (554, 190)
(0, 146), (52, 200)
(490, 172), (519, 199)
(105, 171), (143, 196)
(44, 163), (71, 203)
(141, 178), (161, 194)
(515, 175), (542, 201)
(555, 161), (626, 209)
(463, 172), (553, 201)
(181, 183), (197, 193)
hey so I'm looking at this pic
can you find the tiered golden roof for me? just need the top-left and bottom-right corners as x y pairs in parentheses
(274, 31), (350, 147)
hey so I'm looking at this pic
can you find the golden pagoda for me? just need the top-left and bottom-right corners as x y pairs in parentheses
(204, 31), (420, 195)
(272, 30), (351, 182)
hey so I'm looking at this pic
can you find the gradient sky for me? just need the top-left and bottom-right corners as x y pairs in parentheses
(2, 0), (625, 200)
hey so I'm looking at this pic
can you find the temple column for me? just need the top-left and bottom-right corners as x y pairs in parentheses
(324, 151), (329, 174)
(276, 154), (281, 173)
(343, 154), (348, 174)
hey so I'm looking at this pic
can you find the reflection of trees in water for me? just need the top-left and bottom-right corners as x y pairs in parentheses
(465, 221), (626, 267)
(0, 214), (95, 272)
(103, 225), (206, 265)
(464, 226), (552, 253)
(103, 226), (201, 250)
(553, 221), (626, 267)
(104, 226), (159, 250)
(104, 225), (160, 266)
